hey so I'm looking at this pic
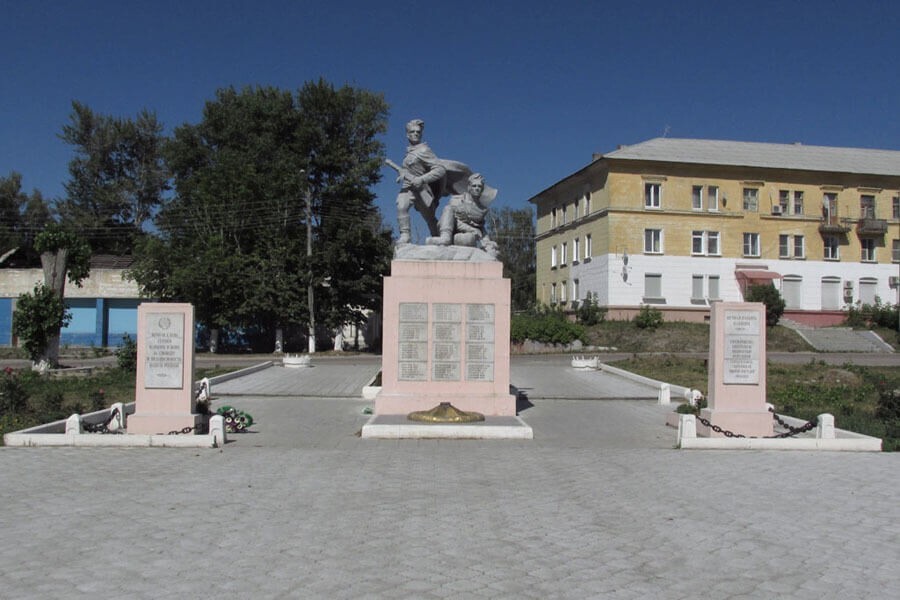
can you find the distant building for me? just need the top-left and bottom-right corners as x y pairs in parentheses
(528, 138), (900, 325)
(0, 256), (141, 347)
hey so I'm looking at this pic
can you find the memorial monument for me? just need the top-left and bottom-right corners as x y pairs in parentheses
(373, 121), (516, 420)
(699, 301), (773, 437)
(126, 303), (205, 435)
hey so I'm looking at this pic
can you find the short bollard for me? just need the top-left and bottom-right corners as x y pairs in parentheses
(65, 414), (82, 435)
(678, 414), (697, 446)
(817, 413), (835, 439)
(657, 383), (671, 405)
(209, 415), (227, 447)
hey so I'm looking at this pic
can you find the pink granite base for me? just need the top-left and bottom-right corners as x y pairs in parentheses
(126, 413), (204, 436)
(698, 408), (774, 438)
(377, 258), (516, 417)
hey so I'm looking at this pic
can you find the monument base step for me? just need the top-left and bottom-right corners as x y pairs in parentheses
(360, 414), (533, 439)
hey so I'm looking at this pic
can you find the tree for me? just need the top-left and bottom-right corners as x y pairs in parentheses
(486, 207), (535, 310)
(57, 101), (167, 254)
(129, 81), (391, 352)
(12, 283), (71, 365)
(745, 283), (786, 326)
(0, 172), (52, 264)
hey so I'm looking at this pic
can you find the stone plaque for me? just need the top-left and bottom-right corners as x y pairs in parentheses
(144, 312), (185, 389)
(467, 303), (494, 322)
(399, 342), (427, 362)
(399, 302), (428, 322)
(433, 361), (460, 381)
(433, 303), (461, 322)
(433, 342), (460, 362)
(723, 310), (760, 384)
(466, 362), (494, 382)
(466, 343), (494, 362)
(399, 361), (427, 381)
(467, 323), (494, 342)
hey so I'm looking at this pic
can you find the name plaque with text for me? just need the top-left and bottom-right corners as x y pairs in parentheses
(398, 302), (428, 381)
(723, 310), (761, 384)
(433, 303), (461, 322)
(467, 303), (494, 322)
(433, 361), (460, 381)
(465, 303), (495, 382)
(144, 313), (185, 389)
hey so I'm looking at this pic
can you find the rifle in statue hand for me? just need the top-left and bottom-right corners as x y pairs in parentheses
(385, 158), (436, 208)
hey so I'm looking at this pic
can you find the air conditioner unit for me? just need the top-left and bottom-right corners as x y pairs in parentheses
(843, 280), (854, 290)
(889, 276), (900, 288)
(771, 205), (783, 215)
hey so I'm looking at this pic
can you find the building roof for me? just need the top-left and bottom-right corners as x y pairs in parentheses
(602, 138), (900, 177)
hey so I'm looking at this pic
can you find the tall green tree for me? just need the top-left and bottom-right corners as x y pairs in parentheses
(0, 172), (52, 264)
(129, 81), (391, 351)
(487, 207), (536, 310)
(57, 101), (167, 254)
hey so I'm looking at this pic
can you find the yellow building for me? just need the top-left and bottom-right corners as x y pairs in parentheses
(528, 138), (900, 325)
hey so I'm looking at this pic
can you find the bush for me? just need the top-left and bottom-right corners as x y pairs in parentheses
(845, 299), (899, 330)
(634, 305), (663, 330)
(510, 305), (586, 345)
(577, 293), (607, 326)
(11, 284), (71, 362)
(0, 368), (29, 414)
(745, 283), (785, 326)
(116, 335), (138, 372)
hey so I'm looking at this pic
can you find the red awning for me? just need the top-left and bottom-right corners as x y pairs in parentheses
(735, 270), (783, 283)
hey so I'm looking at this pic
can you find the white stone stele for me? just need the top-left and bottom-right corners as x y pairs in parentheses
(360, 414), (533, 439)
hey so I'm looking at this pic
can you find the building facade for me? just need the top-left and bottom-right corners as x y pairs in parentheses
(529, 138), (900, 325)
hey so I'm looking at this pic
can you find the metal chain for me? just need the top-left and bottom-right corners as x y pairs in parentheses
(693, 409), (818, 439)
(82, 407), (123, 434)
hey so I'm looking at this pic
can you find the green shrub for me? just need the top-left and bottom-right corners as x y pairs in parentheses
(634, 305), (663, 330)
(11, 284), (71, 362)
(845, 299), (899, 330)
(0, 368), (29, 414)
(116, 335), (138, 372)
(510, 305), (586, 345)
(577, 292), (607, 326)
(745, 283), (786, 326)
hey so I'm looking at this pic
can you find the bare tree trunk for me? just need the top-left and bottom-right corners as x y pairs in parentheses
(39, 249), (69, 369)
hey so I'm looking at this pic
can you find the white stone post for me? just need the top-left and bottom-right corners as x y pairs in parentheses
(677, 414), (697, 447)
(209, 415), (227, 447)
(816, 413), (835, 439)
(657, 383), (671, 405)
(65, 414), (82, 435)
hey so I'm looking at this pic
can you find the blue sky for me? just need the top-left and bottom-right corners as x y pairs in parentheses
(2, 0), (899, 240)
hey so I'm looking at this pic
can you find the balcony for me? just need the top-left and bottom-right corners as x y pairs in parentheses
(818, 215), (850, 234)
(857, 218), (888, 235)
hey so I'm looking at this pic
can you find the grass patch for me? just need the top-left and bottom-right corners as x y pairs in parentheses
(583, 321), (811, 353)
(611, 355), (900, 450)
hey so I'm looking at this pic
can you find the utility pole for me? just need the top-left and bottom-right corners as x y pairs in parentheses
(303, 171), (316, 353)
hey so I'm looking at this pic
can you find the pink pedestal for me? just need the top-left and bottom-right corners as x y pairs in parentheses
(127, 303), (203, 435)
(701, 302), (773, 438)
(376, 259), (516, 416)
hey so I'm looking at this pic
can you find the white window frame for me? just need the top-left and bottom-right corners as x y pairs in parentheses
(644, 229), (663, 254)
(572, 238), (580, 264)
(779, 190), (790, 213)
(560, 242), (567, 266)
(824, 235), (840, 260)
(584, 234), (592, 260)
(860, 195), (876, 219)
(692, 186), (703, 211)
(779, 234), (790, 259)
(861, 238), (876, 262)
(560, 280), (567, 303)
(892, 239), (900, 262)
(644, 183), (661, 209)
(551, 245), (557, 268)
(707, 186), (719, 212)
(692, 231), (720, 256)
(550, 283), (557, 304)
(743, 188), (759, 212)
(793, 235), (805, 259)
(793, 191), (804, 215)
(743, 233), (760, 257)
(584, 193), (591, 215)
(572, 278), (579, 302)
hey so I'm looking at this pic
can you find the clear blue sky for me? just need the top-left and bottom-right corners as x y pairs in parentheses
(2, 0), (899, 239)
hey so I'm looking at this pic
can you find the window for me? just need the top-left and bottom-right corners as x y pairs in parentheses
(691, 275), (704, 300)
(783, 275), (803, 309)
(779, 234), (790, 258)
(860, 195), (876, 219)
(824, 192), (838, 220)
(573, 197), (580, 220)
(585, 193), (591, 215)
(743, 188), (759, 212)
(824, 235), (840, 260)
(551, 245), (557, 268)
(893, 196), (899, 219)
(793, 191), (804, 215)
(560, 280), (567, 303)
(572, 279), (579, 302)
(561, 204), (568, 225)
(643, 273), (662, 300)
(560, 242), (567, 266)
(550, 283), (557, 304)
(892, 239), (900, 262)
(692, 186), (703, 210)
(644, 183), (661, 209)
(550, 207), (557, 229)
(708, 276), (720, 300)
(743, 233), (760, 257)
(573, 238), (579, 264)
(778, 190), (790, 213)
(692, 231), (720, 256)
(859, 278), (877, 305)
(584, 234), (592, 260)
(707, 186), (719, 211)
(644, 229), (662, 254)
(861, 238), (876, 262)
(793, 235), (805, 258)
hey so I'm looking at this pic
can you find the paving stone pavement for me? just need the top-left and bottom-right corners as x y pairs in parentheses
(2, 358), (899, 599)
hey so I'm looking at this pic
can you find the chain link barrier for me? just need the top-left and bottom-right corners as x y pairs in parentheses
(693, 407), (818, 439)
(81, 407), (123, 434)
